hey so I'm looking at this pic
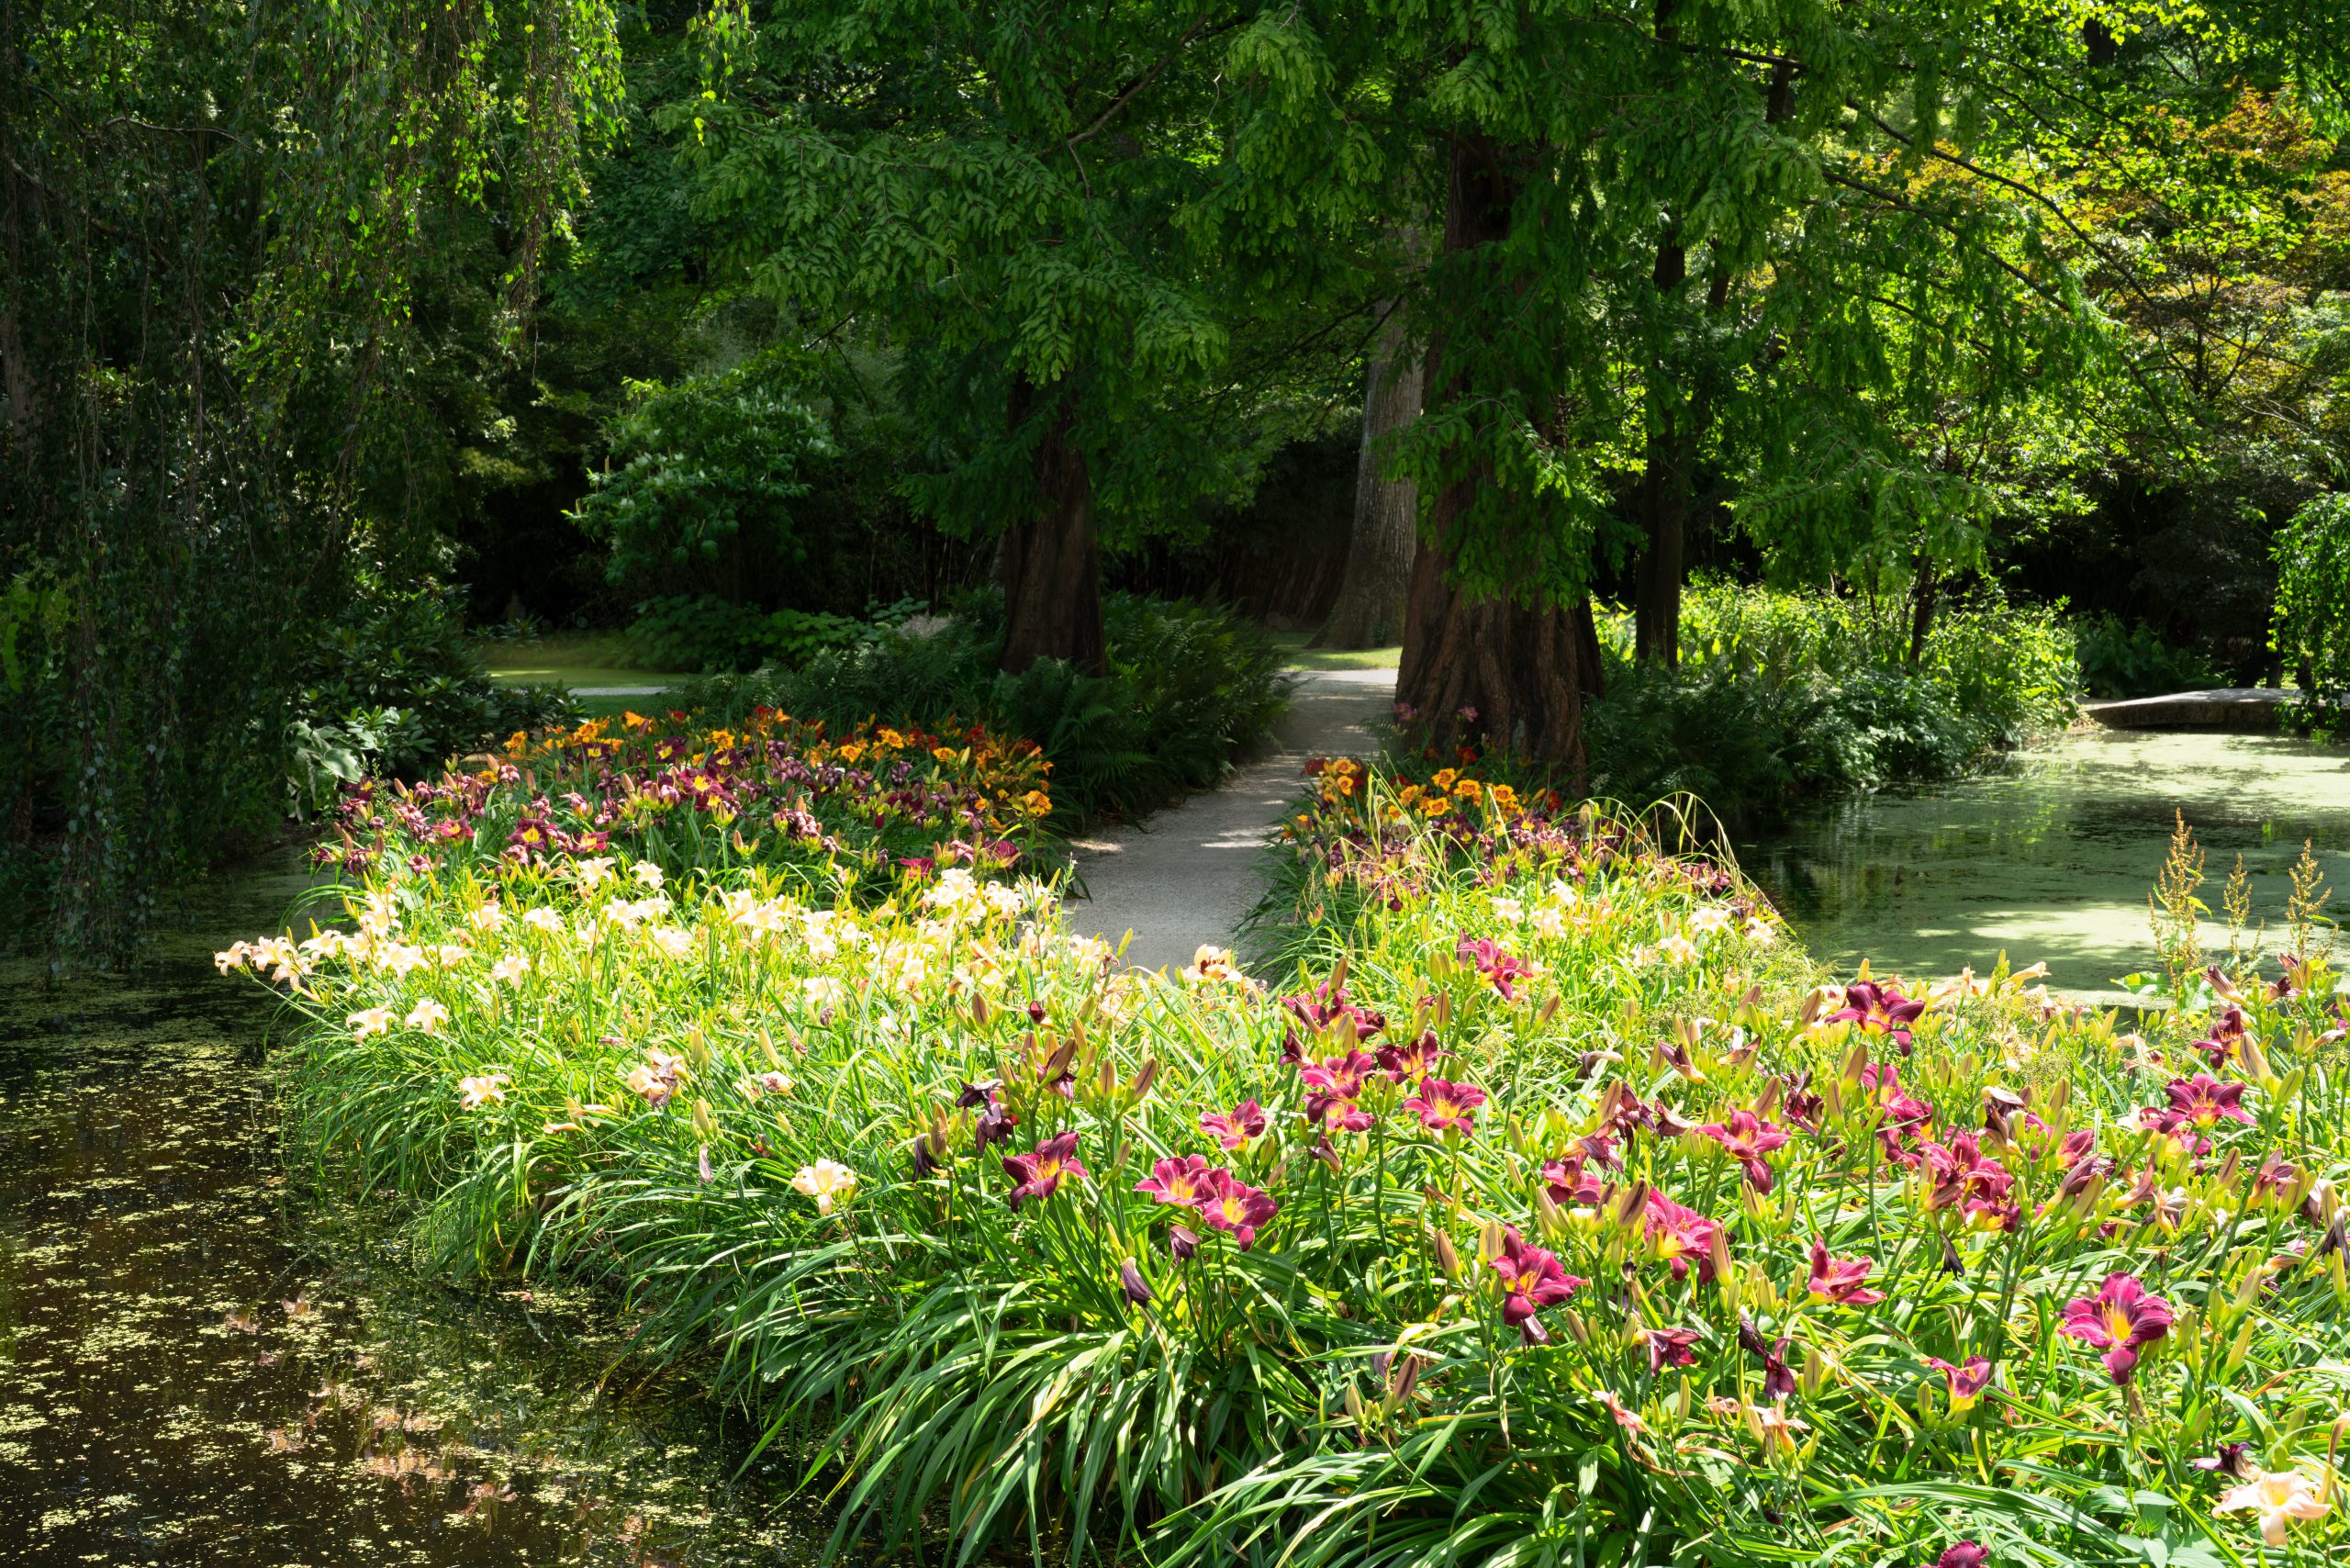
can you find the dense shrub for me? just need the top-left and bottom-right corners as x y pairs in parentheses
(230, 742), (2350, 1566)
(1586, 584), (2080, 822)
(687, 593), (1291, 823)
(624, 592), (913, 674)
(2272, 493), (2350, 727)
(297, 581), (578, 790)
(2072, 613), (2227, 699)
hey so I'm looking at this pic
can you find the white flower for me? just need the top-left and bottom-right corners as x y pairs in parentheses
(434, 943), (471, 968)
(1491, 897), (1524, 924)
(375, 942), (428, 979)
(214, 942), (253, 974)
(468, 902), (507, 932)
(490, 954), (532, 986)
(1743, 917), (1775, 946)
(630, 861), (666, 890)
(522, 907), (565, 935)
(1686, 906), (1730, 935)
(570, 856), (617, 890)
(456, 1072), (509, 1110)
(404, 998), (451, 1033)
(348, 1006), (395, 1039)
(647, 925), (696, 961)
(802, 976), (847, 1011)
(1180, 946), (1259, 991)
(791, 1159), (858, 1214)
(922, 868), (984, 916)
(1658, 934), (1699, 964)
(2217, 1466), (2332, 1547)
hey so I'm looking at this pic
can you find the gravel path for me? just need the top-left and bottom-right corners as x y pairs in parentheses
(1064, 666), (1396, 972)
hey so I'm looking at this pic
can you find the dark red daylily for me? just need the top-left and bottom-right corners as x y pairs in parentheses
(1489, 1227), (1582, 1345)
(2192, 1441), (2256, 1478)
(1377, 1029), (1447, 1081)
(1643, 1325), (1702, 1372)
(1199, 1098), (1267, 1149)
(1695, 1109), (1791, 1192)
(1829, 978), (1927, 1050)
(1642, 1193), (1723, 1282)
(1134, 1155), (1214, 1208)
(1542, 1154), (1607, 1208)
(1404, 1076), (1488, 1135)
(1861, 1063), (1935, 1166)
(1457, 935), (1531, 1001)
(2060, 1272), (2173, 1385)
(2163, 1072), (2253, 1129)
(1119, 1258), (1153, 1305)
(1925, 1355), (1993, 1414)
(1922, 1133), (2019, 1230)
(1196, 1168), (1279, 1250)
(1926, 1546), (1987, 1568)
(1002, 1132), (1087, 1209)
(1807, 1238), (1886, 1306)
(1281, 982), (1385, 1041)
(1738, 1316), (1796, 1400)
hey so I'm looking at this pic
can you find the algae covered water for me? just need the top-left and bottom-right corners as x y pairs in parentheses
(1740, 729), (2350, 1002)
(0, 861), (814, 1566)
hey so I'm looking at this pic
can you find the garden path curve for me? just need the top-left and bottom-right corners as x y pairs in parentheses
(1065, 666), (1396, 973)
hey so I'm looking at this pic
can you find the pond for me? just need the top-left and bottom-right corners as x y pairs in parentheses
(0, 859), (819, 1567)
(1740, 728), (2350, 1004)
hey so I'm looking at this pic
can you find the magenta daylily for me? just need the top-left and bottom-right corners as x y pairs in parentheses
(2060, 1272), (2173, 1384)
(1196, 1168), (1279, 1250)
(1921, 1133), (2019, 1231)
(1300, 1048), (1380, 1131)
(1829, 978), (1926, 1050)
(1199, 1098), (1267, 1149)
(1643, 1325), (1702, 1372)
(1281, 981), (1385, 1040)
(1134, 1154), (1214, 1208)
(1456, 935), (1531, 1000)
(1924, 1546), (1987, 1568)
(1002, 1131), (1088, 1209)
(2163, 1072), (2253, 1129)
(1642, 1193), (1724, 1282)
(1488, 1227), (1581, 1345)
(1404, 1076), (1488, 1135)
(1376, 1029), (1447, 1081)
(1807, 1238), (1886, 1305)
(1695, 1108), (1790, 1192)
(1925, 1355), (1993, 1413)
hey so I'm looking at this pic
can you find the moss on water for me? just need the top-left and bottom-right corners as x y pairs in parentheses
(0, 857), (822, 1567)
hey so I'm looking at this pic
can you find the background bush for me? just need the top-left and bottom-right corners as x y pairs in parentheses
(1584, 582), (2080, 823)
(2070, 612), (2227, 699)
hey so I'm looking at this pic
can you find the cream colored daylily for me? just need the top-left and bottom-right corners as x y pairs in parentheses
(404, 998), (450, 1034)
(791, 1159), (858, 1215)
(348, 1006), (395, 1039)
(2217, 1466), (2332, 1547)
(456, 1072), (509, 1110)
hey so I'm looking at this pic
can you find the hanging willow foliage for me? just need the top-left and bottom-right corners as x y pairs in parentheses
(0, 0), (621, 966)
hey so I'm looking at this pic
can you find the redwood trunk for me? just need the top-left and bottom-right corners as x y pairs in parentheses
(1396, 133), (1600, 785)
(1312, 300), (1423, 650)
(999, 380), (1107, 677)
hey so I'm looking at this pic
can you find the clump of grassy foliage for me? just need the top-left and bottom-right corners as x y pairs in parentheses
(230, 726), (2350, 1567)
(683, 592), (1292, 823)
(1586, 583), (2081, 823)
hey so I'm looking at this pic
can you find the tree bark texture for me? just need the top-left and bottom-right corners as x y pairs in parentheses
(1396, 133), (1602, 786)
(1312, 300), (1423, 650)
(998, 378), (1108, 677)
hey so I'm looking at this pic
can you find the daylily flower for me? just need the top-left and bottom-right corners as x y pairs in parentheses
(1861, 1063), (1934, 1165)
(1922, 1133), (2018, 1230)
(1456, 935), (1531, 1000)
(1925, 1356), (1993, 1414)
(1199, 1099), (1266, 1149)
(790, 1159), (858, 1215)
(1923, 1546), (1987, 1568)
(1119, 1258), (1153, 1305)
(2216, 1466), (2332, 1546)
(1196, 1168), (1278, 1250)
(1644, 1325), (1702, 1372)
(2060, 1272), (2173, 1384)
(1376, 1029), (1447, 1081)
(626, 1051), (686, 1109)
(456, 1072), (509, 1110)
(1281, 981), (1384, 1040)
(1002, 1132), (1088, 1208)
(1404, 1076), (1488, 1135)
(1695, 1109), (1790, 1192)
(1135, 1154), (1214, 1209)
(2163, 1072), (2253, 1129)
(1165, 1224), (1201, 1261)
(1807, 1238), (1885, 1305)
(1488, 1227), (1581, 1345)
(1641, 1193), (1724, 1282)
(2192, 1442), (2256, 1478)
(1542, 1155), (1607, 1209)
(1829, 979), (1926, 1050)
(404, 998), (450, 1033)
(348, 1006), (395, 1039)
(1300, 1049), (1380, 1131)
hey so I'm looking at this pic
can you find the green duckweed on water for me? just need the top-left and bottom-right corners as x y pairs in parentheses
(0, 859), (820, 1567)
(1740, 728), (2350, 1002)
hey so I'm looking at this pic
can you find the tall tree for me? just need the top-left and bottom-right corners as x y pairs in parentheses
(1313, 300), (1423, 650)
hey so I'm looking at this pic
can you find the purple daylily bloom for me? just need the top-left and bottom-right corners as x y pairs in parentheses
(1002, 1131), (1087, 1209)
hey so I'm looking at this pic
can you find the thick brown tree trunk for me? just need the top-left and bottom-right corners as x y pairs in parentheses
(1312, 300), (1423, 650)
(999, 378), (1108, 677)
(1395, 133), (1600, 785)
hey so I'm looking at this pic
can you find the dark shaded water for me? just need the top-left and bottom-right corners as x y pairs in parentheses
(0, 862), (813, 1566)
(1740, 729), (2350, 1002)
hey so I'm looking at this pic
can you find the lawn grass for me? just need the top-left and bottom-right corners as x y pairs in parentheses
(1266, 631), (1401, 670)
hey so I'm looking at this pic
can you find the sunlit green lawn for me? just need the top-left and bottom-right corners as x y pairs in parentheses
(1266, 632), (1400, 670)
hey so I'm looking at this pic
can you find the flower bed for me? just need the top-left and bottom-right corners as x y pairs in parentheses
(227, 734), (2350, 1565)
(310, 707), (1057, 902)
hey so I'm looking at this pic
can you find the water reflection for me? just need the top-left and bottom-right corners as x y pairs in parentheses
(0, 861), (814, 1566)
(1739, 730), (2350, 1002)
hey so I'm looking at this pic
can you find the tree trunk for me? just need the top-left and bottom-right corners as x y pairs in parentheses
(1908, 556), (1938, 665)
(999, 378), (1108, 677)
(1312, 301), (1423, 650)
(1395, 132), (1600, 785)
